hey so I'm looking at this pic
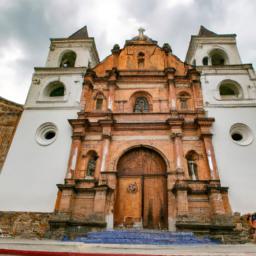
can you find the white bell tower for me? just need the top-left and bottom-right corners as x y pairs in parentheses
(186, 26), (256, 213)
(0, 26), (99, 212)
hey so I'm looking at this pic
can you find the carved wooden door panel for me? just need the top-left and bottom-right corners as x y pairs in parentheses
(114, 176), (142, 227)
(143, 176), (167, 229)
(115, 147), (167, 229)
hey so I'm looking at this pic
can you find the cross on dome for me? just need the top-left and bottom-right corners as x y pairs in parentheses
(138, 27), (145, 39)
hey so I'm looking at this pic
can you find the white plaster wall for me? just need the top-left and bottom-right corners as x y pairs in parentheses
(0, 109), (78, 212)
(207, 107), (256, 213)
(201, 73), (256, 106)
(192, 42), (241, 66)
(26, 73), (83, 109)
(46, 45), (92, 67)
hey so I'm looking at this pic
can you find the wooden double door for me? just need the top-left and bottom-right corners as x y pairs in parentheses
(114, 147), (168, 229)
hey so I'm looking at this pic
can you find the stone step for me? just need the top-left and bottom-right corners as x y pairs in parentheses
(73, 230), (218, 245)
(87, 231), (195, 239)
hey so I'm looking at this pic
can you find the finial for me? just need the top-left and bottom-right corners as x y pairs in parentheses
(111, 44), (121, 54)
(138, 27), (145, 39)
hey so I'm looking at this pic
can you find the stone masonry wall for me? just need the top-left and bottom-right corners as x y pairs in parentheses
(0, 212), (52, 239)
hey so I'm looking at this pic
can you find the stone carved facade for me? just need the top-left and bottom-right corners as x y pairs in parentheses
(0, 97), (23, 171)
(50, 31), (233, 234)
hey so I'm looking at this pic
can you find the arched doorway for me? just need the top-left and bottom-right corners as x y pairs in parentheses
(114, 147), (168, 229)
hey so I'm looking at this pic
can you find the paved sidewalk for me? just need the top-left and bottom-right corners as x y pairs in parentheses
(0, 238), (256, 256)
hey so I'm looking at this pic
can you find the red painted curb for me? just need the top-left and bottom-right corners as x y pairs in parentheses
(0, 248), (163, 256)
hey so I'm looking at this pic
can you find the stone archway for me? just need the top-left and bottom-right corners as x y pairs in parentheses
(114, 147), (168, 229)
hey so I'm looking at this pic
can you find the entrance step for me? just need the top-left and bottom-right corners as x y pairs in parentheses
(72, 230), (219, 245)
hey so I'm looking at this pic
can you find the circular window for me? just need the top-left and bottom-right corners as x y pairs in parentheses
(229, 123), (253, 146)
(35, 122), (58, 146)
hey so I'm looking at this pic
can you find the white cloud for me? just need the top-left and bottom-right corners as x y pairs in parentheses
(0, 0), (255, 103)
(0, 40), (30, 103)
(165, 0), (193, 8)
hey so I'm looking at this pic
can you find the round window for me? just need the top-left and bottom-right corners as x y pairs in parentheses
(35, 122), (58, 146)
(229, 123), (253, 146)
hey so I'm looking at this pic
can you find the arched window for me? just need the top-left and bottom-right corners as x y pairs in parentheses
(186, 151), (199, 180)
(219, 81), (242, 99)
(192, 59), (196, 66)
(202, 57), (208, 66)
(137, 52), (145, 68)
(60, 51), (76, 68)
(86, 152), (98, 177)
(210, 49), (227, 66)
(49, 86), (65, 97)
(134, 97), (149, 112)
(45, 81), (65, 97)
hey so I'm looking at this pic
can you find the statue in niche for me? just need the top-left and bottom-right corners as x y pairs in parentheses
(86, 155), (97, 177)
(134, 97), (149, 112)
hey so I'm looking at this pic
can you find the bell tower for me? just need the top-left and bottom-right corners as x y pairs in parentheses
(186, 26), (256, 213)
(0, 26), (99, 212)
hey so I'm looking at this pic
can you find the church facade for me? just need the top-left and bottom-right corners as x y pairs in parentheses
(0, 26), (255, 237)
(51, 29), (232, 232)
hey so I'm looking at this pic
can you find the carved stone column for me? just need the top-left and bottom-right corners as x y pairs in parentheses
(107, 68), (118, 112)
(168, 118), (185, 179)
(77, 139), (88, 179)
(167, 118), (186, 229)
(197, 118), (220, 180)
(174, 133), (184, 175)
(108, 83), (116, 111)
(189, 69), (203, 110)
(66, 119), (86, 181)
(165, 68), (176, 112)
(99, 120), (113, 178)
(100, 135), (111, 174)
(65, 135), (82, 182)
(202, 134), (220, 180)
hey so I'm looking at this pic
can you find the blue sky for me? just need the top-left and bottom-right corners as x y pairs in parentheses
(0, 0), (255, 104)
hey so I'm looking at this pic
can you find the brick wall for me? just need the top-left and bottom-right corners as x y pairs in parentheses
(0, 97), (23, 171)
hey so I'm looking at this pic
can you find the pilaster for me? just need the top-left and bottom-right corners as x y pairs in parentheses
(197, 117), (220, 180)
(207, 181), (226, 215)
(188, 69), (203, 110)
(107, 68), (119, 112)
(167, 118), (185, 179)
(174, 181), (189, 216)
(165, 68), (177, 112)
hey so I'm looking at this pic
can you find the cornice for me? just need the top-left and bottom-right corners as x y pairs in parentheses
(34, 67), (87, 75)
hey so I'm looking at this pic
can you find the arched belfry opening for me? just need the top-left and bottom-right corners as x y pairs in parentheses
(114, 147), (168, 229)
(60, 50), (77, 67)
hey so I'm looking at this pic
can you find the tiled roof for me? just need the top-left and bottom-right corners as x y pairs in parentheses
(198, 25), (217, 37)
(68, 26), (89, 39)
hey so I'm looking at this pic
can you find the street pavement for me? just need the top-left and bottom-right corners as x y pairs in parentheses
(0, 238), (255, 256)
